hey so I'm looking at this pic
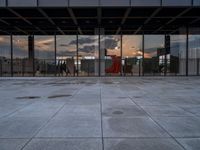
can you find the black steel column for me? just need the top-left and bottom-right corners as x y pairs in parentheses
(197, 58), (199, 76)
(120, 33), (123, 76)
(54, 34), (57, 77)
(142, 34), (144, 76)
(186, 26), (189, 76)
(28, 35), (34, 77)
(76, 32), (79, 77)
(98, 28), (101, 77)
(165, 35), (170, 76)
(11, 34), (13, 77)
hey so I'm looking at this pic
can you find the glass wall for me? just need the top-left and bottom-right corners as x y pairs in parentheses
(56, 35), (77, 77)
(169, 35), (187, 75)
(100, 35), (121, 76)
(144, 35), (165, 76)
(34, 36), (55, 76)
(0, 36), (11, 76)
(13, 36), (33, 76)
(1, 32), (200, 77)
(188, 28), (200, 75)
(78, 35), (99, 76)
(122, 35), (143, 76)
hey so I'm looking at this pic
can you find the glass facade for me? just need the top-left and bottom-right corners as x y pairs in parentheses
(0, 31), (200, 77)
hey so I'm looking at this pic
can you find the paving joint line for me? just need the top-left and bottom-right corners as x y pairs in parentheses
(20, 85), (84, 150)
(127, 94), (188, 150)
(99, 81), (105, 150)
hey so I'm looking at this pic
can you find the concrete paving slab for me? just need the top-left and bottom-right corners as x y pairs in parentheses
(102, 104), (148, 117)
(104, 138), (184, 150)
(141, 105), (194, 117)
(154, 117), (200, 137)
(103, 117), (169, 137)
(0, 139), (28, 150)
(56, 105), (101, 117)
(0, 116), (47, 138)
(36, 116), (101, 138)
(23, 138), (102, 150)
(177, 138), (200, 150)
(179, 106), (200, 116)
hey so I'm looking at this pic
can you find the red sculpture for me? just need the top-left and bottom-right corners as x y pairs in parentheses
(105, 55), (121, 73)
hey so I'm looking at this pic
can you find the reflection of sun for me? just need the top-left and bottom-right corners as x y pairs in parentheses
(123, 36), (142, 57)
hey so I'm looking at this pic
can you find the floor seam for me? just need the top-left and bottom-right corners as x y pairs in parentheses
(127, 95), (188, 150)
(100, 82), (105, 150)
(20, 85), (84, 150)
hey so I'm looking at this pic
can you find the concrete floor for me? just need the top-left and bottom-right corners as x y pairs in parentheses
(0, 77), (200, 150)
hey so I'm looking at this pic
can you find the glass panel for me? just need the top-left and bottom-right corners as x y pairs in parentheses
(0, 36), (11, 76)
(188, 30), (200, 75)
(162, 0), (191, 6)
(101, 0), (130, 6)
(0, 0), (6, 6)
(100, 35), (121, 76)
(78, 35), (99, 76)
(168, 35), (187, 75)
(39, 0), (68, 6)
(13, 36), (33, 76)
(122, 35), (143, 76)
(34, 36), (55, 76)
(193, 0), (200, 6)
(70, 0), (99, 6)
(131, 0), (161, 6)
(144, 35), (165, 76)
(56, 35), (77, 76)
(8, 0), (37, 7)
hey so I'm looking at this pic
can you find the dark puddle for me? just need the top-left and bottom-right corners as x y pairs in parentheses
(48, 94), (72, 99)
(16, 96), (40, 99)
(112, 111), (124, 115)
(134, 96), (142, 98)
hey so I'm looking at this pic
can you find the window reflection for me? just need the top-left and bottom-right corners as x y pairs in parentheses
(56, 35), (77, 76)
(101, 35), (121, 76)
(122, 35), (143, 76)
(188, 32), (200, 75)
(13, 36), (33, 76)
(0, 36), (11, 76)
(34, 36), (55, 76)
(78, 35), (99, 76)
(169, 35), (186, 75)
(144, 35), (165, 75)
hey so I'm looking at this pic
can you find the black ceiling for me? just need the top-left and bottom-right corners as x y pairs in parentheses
(0, 7), (199, 35)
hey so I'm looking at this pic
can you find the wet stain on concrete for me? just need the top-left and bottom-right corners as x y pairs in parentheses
(112, 111), (124, 115)
(16, 96), (40, 99)
(48, 94), (72, 99)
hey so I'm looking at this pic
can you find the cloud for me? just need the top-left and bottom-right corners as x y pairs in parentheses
(104, 38), (118, 49)
(68, 37), (97, 46)
(79, 45), (97, 54)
